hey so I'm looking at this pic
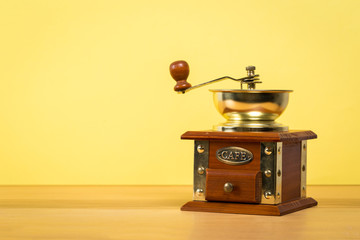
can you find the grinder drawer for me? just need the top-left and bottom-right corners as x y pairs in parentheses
(206, 169), (262, 203)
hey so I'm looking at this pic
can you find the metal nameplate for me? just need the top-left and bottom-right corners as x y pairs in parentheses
(216, 146), (253, 165)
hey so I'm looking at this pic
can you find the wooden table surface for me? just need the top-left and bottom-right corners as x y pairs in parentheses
(0, 185), (359, 240)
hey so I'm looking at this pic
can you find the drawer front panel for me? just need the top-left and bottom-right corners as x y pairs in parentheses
(206, 169), (262, 203)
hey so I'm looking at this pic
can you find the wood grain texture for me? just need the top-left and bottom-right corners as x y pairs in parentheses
(181, 130), (317, 142)
(0, 186), (359, 240)
(181, 197), (317, 216)
(206, 169), (262, 203)
(282, 141), (301, 202)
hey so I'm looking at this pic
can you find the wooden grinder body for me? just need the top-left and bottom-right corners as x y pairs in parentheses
(181, 130), (317, 216)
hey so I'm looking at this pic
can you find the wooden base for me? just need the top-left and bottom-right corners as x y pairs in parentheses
(181, 197), (318, 216)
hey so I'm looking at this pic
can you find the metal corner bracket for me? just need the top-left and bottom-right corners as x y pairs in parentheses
(260, 142), (283, 204)
(193, 140), (209, 201)
(300, 140), (307, 198)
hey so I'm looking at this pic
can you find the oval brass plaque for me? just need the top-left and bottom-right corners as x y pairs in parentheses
(216, 146), (253, 165)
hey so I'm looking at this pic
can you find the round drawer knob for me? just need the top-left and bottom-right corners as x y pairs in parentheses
(224, 182), (234, 193)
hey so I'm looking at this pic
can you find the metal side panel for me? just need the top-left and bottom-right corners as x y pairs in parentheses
(301, 140), (307, 198)
(193, 140), (209, 201)
(260, 142), (283, 204)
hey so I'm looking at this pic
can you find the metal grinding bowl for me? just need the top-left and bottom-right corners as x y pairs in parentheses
(210, 89), (292, 131)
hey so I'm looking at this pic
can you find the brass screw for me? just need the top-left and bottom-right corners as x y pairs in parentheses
(197, 167), (205, 175)
(264, 191), (272, 199)
(197, 145), (205, 153)
(196, 188), (204, 197)
(264, 147), (272, 155)
(265, 170), (272, 177)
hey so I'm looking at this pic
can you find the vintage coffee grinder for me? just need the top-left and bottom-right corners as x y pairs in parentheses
(170, 60), (317, 216)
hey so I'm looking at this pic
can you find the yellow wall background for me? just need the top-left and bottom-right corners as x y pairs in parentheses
(0, 0), (359, 185)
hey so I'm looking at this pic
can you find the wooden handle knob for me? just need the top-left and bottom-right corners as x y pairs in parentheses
(169, 60), (191, 92)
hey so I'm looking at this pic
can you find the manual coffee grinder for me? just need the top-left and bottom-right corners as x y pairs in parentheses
(170, 60), (317, 216)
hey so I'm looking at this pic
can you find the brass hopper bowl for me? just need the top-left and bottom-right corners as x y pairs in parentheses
(211, 89), (291, 131)
(170, 60), (292, 131)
